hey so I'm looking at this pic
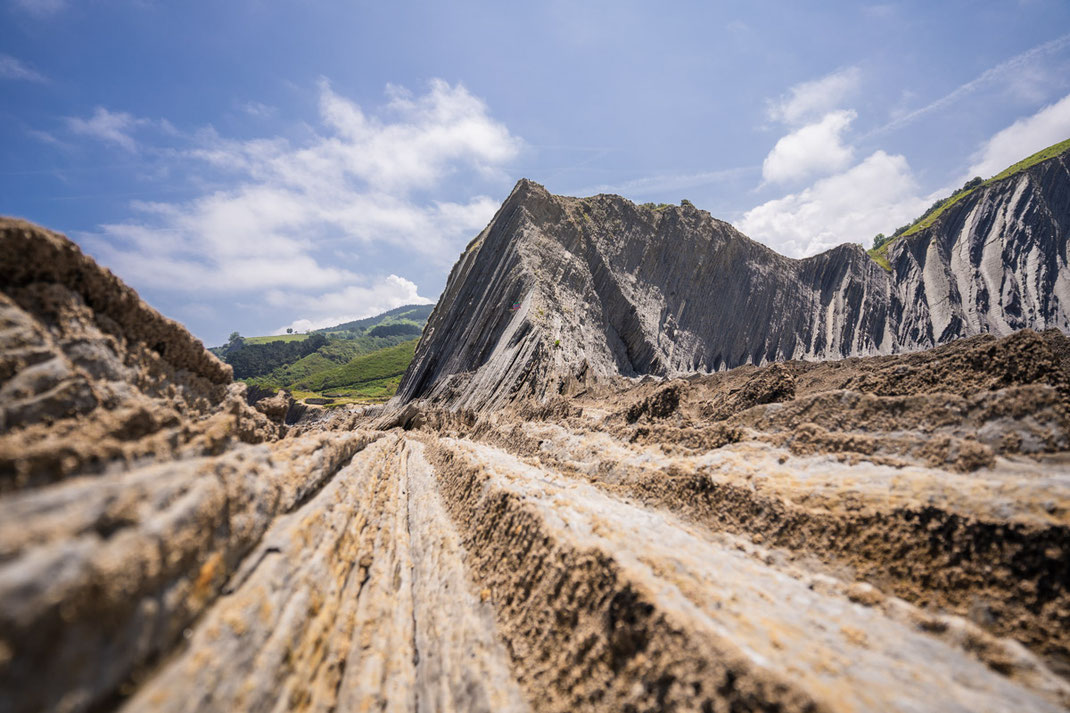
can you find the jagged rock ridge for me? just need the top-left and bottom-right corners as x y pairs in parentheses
(398, 147), (1070, 409)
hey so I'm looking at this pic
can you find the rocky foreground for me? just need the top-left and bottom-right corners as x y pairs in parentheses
(2, 217), (1070, 712)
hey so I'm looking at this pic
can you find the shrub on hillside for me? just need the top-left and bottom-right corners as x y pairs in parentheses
(367, 322), (422, 338)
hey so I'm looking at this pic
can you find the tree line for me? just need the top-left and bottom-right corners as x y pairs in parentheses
(224, 333), (329, 379)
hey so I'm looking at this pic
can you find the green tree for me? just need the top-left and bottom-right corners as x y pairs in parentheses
(286, 327), (294, 334)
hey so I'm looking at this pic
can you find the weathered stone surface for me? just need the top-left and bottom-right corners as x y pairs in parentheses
(123, 435), (529, 713)
(397, 147), (1070, 410)
(889, 154), (1070, 343)
(0, 430), (377, 713)
(3, 183), (1070, 713)
(425, 436), (1070, 712)
(0, 219), (288, 493)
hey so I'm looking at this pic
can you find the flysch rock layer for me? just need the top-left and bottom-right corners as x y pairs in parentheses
(396, 146), (1070, 410)
(0, 218), (287, 493)
(3, 196), (1070, 713)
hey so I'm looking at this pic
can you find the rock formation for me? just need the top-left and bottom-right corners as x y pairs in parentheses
(2, 155), (1070, 713)
(397, 145), (1069, 410)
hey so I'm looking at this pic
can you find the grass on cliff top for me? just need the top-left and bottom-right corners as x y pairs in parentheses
(243, 333), (311, 345)
(867, 249), (892, 271)
(867, 136), (1070, 270)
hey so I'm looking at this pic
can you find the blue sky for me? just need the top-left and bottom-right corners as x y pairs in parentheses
(3, 0), (1070, 345)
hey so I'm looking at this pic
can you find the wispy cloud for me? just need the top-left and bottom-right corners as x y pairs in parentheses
(867, 32), (1070, 138)
(0, 54), (48, 82)
(66, 108), (151, 152)
(10, 0), (66, 16)
(570, 167), (755, 199)
(239, 101), (276, 119)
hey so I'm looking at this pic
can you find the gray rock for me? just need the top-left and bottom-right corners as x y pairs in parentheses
(397, 149), (1070, 409)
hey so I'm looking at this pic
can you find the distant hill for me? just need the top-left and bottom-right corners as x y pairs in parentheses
(218, 303), (435, 406)
(317, 303), (434, 335)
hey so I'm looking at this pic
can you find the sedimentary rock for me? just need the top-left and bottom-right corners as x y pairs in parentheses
(397, 146), (1070, 410)
(3, 192), (1070, 713)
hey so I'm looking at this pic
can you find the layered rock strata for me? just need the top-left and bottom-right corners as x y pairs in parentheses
(3, 206), (1070, 713)
(397, 147), (1070, 410)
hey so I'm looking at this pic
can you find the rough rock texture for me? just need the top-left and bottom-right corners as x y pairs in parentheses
(889, 152), (1070, 344)
(0, 218), (286, 492)
(397, 146), (1070, 410)
(3, 207), (1070, 713)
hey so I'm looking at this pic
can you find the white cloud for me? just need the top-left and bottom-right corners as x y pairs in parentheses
(738, 151), (931, 257)
(79, 80), (519, 328)
(11, 0), (66, 16)
(965, 92), (1070, 179)
(761, 110), (856, 184)
(0, 54), (48, 82)
(66, 108), (149, 152)
(268, 276), (433, 334)
(767, 67), (861, 125)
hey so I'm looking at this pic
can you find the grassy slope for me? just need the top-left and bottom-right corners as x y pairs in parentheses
(232, 303), (433, 403)
(246, 334), (412, 390)
(290, 339), (419, 403)
(867, 137), (1070, 269)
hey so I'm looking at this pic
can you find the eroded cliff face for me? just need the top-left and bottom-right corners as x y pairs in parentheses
(398, 148), (1070, 410)
(397, 181), (898, 409)
(3, 218), (1070, 713)
(889, 150), (1070, 343)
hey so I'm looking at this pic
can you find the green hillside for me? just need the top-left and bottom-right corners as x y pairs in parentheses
(247, 334), (414, 389)
(287, 339), (418, 402)
(867, 137), (1070, 269)
(316, 303), (433, 337)
(219, 303), (433, 406)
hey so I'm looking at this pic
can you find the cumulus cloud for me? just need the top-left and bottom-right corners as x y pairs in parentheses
(80, 80), (520, 331)
(965, 92), (1070, 179)
(738, 151), (931, 257)
(0, 54), (48, 82)
(268, 276), (433, 334)
(767, 67), (861, 125)
(761, 110), (856, 184)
